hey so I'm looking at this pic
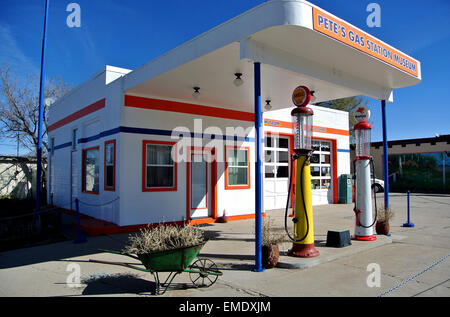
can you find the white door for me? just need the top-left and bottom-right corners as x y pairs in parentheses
(190, 153), (211, 219)
(264, 135), (291, 210)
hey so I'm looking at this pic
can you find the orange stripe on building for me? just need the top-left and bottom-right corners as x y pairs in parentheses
(125, 95), (254, 122)
(48, 99), (106, 132)
(264, 118), (349, 136)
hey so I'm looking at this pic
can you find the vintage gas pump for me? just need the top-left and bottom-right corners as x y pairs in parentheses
(285, 86), (320, 258)
(352, 106), (377, 241)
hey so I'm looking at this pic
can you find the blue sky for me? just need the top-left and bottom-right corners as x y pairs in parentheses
(0, 0), (449, 154)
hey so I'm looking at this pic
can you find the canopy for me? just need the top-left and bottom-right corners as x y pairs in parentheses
(123, 0), (421, 112)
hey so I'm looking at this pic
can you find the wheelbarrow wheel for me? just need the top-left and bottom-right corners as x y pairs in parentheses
(189, 258), (219, 288)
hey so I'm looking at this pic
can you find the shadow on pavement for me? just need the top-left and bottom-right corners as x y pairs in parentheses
(0, 231), (130, 270)
(81, 273), (155, 296)
(79, 272), (195, 296)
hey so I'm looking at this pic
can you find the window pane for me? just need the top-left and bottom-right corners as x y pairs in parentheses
(279, 138), (289, 149)
(321, 154), (330, 164)
(265, 136), (273, 148)
(147, 145), (173, 165)
(277, 151), (289, 163)
(321, 166), (331, 177)
(265, 150), (274, 163)
(147, 166), (174, 188)
(322, 179), (331, 189)
(227, 149), (248, 166)
(228, 167), (248, 186)
(276, 166), (289, 178)
(311, 166), (320, 177)
(313, 141), (320, 151)
(72, 129), (78, 150)
(265, 166), (275, 178)
(312, 179), (320, 190)
(311, 154), (320, 164)
(321, 142), (330, 152)
(106, 143), (114, 165)
(106, 166), (114, 187)
(84, 148), (99, 192)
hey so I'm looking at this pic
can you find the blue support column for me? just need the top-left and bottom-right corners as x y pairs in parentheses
(381, 100), (389, 209)
(253, 62), (264, 272)
(35, 0), (50, 226)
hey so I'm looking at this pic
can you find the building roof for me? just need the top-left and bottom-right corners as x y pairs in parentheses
(122, 0), (421, 113)
(350, 134), (450, 150)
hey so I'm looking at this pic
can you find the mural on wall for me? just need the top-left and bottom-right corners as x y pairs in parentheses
(388, 152), (450, 194)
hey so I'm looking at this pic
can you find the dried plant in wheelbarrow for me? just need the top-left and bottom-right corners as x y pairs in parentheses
(122, 224), (206, 254)
(89, 224), (222, 295)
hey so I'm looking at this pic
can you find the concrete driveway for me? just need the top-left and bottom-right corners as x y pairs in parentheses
(0, 192), (449, 297)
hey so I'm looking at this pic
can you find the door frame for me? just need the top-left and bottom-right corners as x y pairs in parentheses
(264, 131), (296, 212)
(186, 146), (217, 223)
(70, 149), (78, 211)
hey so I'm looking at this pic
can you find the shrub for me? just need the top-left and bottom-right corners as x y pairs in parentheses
(262, 218), (286, 247)
(377, 207), (394, 223)
(122, 224), (206, 255)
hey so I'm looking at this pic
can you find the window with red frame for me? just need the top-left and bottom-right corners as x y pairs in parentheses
(225, 146), (250, 189)
(82, 147), (100, 194)
(143, 141), (177, 191)
(104, 140), (115, 191)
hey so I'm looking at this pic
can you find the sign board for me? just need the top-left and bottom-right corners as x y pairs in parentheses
(292, 86), (311, 107)
(312, 7), (419, 78)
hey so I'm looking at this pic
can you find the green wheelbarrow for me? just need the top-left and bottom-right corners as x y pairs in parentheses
(89, 243), (222, 295)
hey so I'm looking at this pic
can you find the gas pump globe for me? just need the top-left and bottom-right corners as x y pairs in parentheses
(286, 86), (319, 258)
(352, 106), (377, 241)
(292, 106), (314, 154)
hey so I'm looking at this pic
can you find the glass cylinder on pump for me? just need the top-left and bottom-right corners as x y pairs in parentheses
(355, 122), (372, 158)
(291, 106), (314, 155)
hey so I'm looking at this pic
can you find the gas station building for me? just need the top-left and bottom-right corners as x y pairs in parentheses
(47, 0), (421, 266)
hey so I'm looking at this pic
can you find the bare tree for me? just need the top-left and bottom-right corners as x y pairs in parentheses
(0, 64), (71, 200)
(0, 64), (71, 155)
(315, 96), (369, 143)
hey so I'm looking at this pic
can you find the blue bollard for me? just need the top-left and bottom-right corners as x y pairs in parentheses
(74, 198), (87, 243)
(402, 190), (415, 228)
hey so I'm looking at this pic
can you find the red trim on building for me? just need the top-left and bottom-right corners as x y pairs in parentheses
(124, 95), (254, 122)
(48, 99), (106, 132)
